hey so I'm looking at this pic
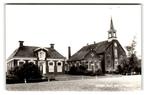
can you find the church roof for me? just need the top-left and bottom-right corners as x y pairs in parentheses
(68, 40), (113, 61)
(7, 46), (65, 61)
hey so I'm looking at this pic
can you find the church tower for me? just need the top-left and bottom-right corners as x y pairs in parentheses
(108, 18), (117, 42)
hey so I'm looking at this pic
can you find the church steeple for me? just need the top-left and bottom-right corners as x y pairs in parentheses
(108, 18), (117, 42)
(110, 18), (114, 30)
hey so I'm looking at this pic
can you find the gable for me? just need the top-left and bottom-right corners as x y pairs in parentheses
(112, 40), (126, 56)
(38, 50), (46, 60)
(84, 50), (98, 59)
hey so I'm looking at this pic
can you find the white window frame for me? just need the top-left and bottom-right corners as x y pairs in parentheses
(56, 61), (63, 72)
(48, 61), (55, 66)
(57, 61), (63, 66)
(48, 61), (55, 72)
(28, 60), (35, 64)
(17, 60), (25, 66)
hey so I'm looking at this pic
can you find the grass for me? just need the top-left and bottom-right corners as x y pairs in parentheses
(6, 75), (141, 91)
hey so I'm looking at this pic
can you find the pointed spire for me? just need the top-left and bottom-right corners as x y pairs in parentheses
(108, 17), (117, 42)
(110, 17), (114, 30)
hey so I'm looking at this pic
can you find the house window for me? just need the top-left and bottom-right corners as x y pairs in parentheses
(17, 60), (25, 66)
(28, 60), (35, 64)
(57, 61), (63, 72)
(49, 62), (53, 65)
(48, 61), (54, 72)
(58, 62), (61, 66)
(19, 62), (24, 66)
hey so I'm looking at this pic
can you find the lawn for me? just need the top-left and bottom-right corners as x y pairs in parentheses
(6, 75), (141, 91)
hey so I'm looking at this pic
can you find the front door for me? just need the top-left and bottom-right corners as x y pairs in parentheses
(101, 59), (105, 74)
(38, 61), (46, 75)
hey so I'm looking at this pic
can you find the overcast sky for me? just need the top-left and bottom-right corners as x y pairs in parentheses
(6, 4), (141, 59)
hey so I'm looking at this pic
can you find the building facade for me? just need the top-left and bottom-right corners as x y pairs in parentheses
(67, 19), (126, 74)
(7, 41), (66, 76)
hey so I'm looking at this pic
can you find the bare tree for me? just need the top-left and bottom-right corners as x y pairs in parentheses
(124, 36), (141, 74)
(125, 36), (136, 57)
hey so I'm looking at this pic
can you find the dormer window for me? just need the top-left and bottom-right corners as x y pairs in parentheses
(38, 50), (46, 60)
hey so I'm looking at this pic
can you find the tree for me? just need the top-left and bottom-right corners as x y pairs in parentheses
(10, 62), (42, 82)
(125, 36), (141, 75)
(125, 36), (136, 57)
(128, 54), (141, 74)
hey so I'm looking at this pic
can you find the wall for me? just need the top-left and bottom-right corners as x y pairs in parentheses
(105, 44), (114, 72)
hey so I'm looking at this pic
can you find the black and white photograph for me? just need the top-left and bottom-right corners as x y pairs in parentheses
(5, 3), (142, 91)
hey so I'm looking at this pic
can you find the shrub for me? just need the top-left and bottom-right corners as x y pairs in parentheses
(68, 65), (87, 75)
(6, 74), (23, 84)
(7, 62), (42, 83)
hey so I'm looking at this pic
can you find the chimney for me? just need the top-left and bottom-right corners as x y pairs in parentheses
(94, 41), (96, 44)
(50, 44), (54, 49)
(68, 46), (71, 59)
(19, 41), (24, 47)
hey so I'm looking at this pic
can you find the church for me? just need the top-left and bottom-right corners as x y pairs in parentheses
(6, 42), (66, 76)
(67, 19), (126, 74)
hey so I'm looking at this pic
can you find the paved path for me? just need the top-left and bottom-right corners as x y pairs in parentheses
(6, 75), (141, 91)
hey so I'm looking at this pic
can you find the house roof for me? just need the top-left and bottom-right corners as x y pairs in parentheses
(68, 40), (112, 61)
(7, 46), (65, 61)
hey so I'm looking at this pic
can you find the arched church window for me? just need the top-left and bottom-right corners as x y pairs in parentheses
(114, 42), (117, 47)
(114, 49), (118, 58)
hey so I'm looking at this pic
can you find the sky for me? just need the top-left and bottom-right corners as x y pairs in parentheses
(5, 4), (141, 59)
